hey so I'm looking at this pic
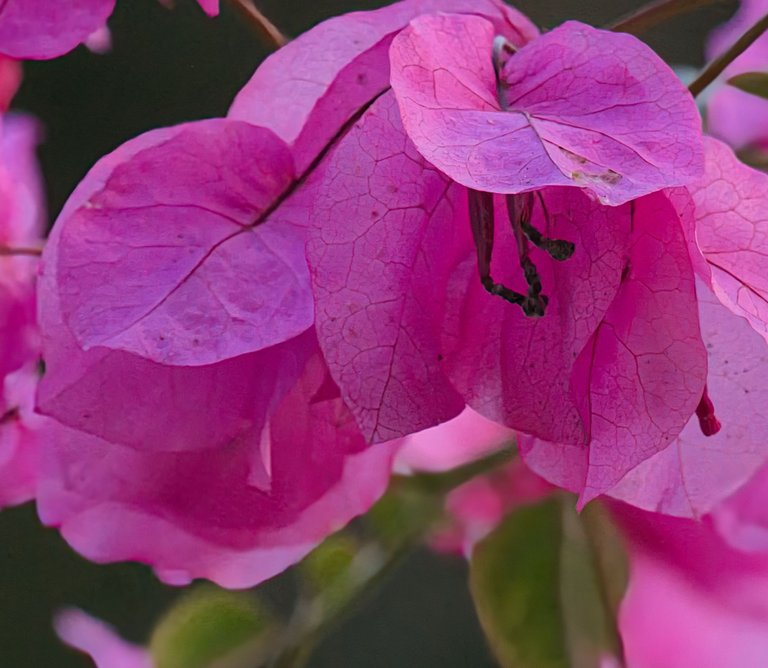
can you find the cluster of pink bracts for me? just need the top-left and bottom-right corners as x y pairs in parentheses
(5, 0), (768, 665)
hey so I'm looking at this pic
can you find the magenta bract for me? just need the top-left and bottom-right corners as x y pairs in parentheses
(390, 14), (704, 205)
(38, 352), (397, 588)
(53, 120), (312, 367)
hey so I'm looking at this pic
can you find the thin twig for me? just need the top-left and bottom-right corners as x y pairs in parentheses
(607, 0), (724, 35)
(227, 0), (288, 49)
(689, 12), (768, 96)
(0, 245), (43, 257)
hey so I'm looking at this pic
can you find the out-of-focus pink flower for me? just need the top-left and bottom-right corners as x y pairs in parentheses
(430, 458), (552, 555)
(0, 0), (117, 60)
(0, 57), (21, 112)
(55, 608), (152, 668)
(706, 0), (768, 149)
(0, 366), (41, 509)
(437, 452), (768, 668)
(84, 26), (112, 55)
(0, 0), (218, 60)
(616, 503), (768, 668)
(394, 407), (514, 475)
(0, 112), (44, 510)
(0, 114), (44, 382)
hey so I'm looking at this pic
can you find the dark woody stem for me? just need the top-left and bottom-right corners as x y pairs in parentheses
(689, 12), (768, 97)
(0, 245), (42, 257)
(607, 0), (724, 35)
(226, 0), (288, 49)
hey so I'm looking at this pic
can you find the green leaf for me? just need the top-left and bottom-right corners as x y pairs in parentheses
(469, 496), (628, 668)
(365, 477), (443, 548)
(727, 71), (768, 99)
(150, 585), (273, 668)
(559, 502), (625, 668)
(298, 534), (360, 612)
(470, 497), (567, 668)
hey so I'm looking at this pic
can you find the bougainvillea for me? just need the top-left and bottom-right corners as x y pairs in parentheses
(5, 0), (768, 664)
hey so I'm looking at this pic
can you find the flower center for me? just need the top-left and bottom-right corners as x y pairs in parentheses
(467, 189), (574, 317)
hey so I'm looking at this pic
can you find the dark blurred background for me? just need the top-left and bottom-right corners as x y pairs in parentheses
(1, 0), (736, 665)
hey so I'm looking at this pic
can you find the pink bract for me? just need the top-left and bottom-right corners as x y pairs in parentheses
(616, 503), (768, 668)
(688, 137), (768, 342)
(53, 120), (312, 367)
(389, 14), (704, 205)
(228, 0), (537, 173)
(37, 123), (313, 453)
(37, 351), (398, 588)
(524, 138), (768, 515)
(394, 407), (515, 475)
(55, 608), (152, 668)
(308, 91), (707, 503)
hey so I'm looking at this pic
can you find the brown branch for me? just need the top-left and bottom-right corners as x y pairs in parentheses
(607, 0), (724, 35)
(689, 12), (768, 97)
(227, 0), (288, 50)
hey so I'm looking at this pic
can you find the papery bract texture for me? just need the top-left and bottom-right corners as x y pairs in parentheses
(689, 137), (768, 342)
(444, 188), (630, 448)
(0, 0), (117, 60)
(390, 15), (704, 205)
(308, 93), (468, 442)
(55, 608), (152, 668)
(53, 120), (312, 366)
(307, 92), (630, 444)
(38, 124), (312, 453)
(228, 0), (537, 172)
(38, 352), (397, 588)
(606, 284), (768, 517)
(309, 90), (706, 497)
(520, 191), (707, 505)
